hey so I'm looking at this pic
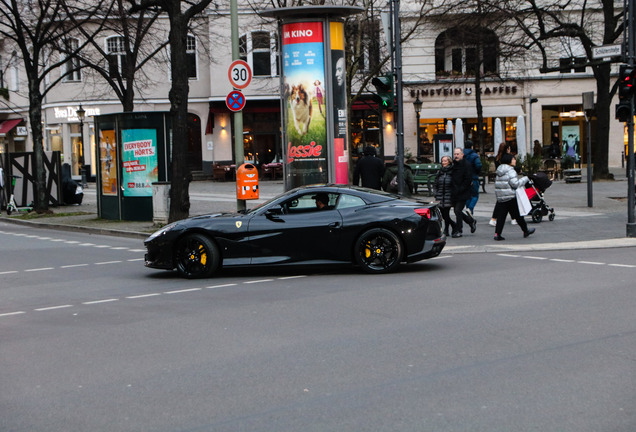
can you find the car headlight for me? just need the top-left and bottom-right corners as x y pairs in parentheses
(145, 221), (179, 242)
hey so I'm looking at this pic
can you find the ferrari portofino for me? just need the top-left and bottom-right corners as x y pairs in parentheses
(144, 185), (446, 278)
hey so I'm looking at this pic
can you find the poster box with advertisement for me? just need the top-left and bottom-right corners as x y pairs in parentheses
(94, 112), (170, 221)
(433, 134), (454, 163)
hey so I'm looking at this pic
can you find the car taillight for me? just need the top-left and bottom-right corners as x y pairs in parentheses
(414, 208), (431, 218)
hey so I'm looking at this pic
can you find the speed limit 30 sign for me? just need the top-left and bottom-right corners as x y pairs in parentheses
(228, 60), (252, 90)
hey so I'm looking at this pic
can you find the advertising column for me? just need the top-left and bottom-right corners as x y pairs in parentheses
(282, 21), (329, 188)
(330, 21), (349, 184)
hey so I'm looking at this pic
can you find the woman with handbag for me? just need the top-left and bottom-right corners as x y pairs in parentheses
(493, 153), (536, 241)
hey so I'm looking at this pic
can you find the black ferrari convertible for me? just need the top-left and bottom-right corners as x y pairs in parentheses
(144, 185), (446, 278)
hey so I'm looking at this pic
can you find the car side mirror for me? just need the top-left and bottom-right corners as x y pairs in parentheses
(265, 208), (284, 221)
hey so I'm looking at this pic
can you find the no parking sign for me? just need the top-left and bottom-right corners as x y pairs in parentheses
(225, 90), (246, 112)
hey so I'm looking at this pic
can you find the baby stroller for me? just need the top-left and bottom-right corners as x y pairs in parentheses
(525, 172), (555, 223)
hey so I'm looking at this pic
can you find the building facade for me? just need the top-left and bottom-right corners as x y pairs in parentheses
(0, 2), (626, 184)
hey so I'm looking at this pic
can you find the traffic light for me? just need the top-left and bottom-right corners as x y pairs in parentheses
(616, 65), (636, 122)
(619, 65), (636, 100)
(372, 74), (394, 111)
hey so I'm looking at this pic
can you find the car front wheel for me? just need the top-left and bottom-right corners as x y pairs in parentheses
(175, 233), (220, 278)
(354, 228), (403, 274)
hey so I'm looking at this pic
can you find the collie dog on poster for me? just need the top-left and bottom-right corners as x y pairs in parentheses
(289, 84), (312, 135)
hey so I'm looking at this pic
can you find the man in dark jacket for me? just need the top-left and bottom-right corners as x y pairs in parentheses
(353, 146), (385, 190)
(382, 158), (415, 197)
(451, 148), (477, 237)
(463, 140), (482, 216)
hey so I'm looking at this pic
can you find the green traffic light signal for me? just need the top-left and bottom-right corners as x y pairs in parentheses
(372, 74), (394, 111)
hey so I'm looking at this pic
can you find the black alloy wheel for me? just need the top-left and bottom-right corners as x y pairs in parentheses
(175, 233), (220, 278)
(354, 228), (403, 274)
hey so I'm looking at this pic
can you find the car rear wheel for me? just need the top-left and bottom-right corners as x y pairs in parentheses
(354, 228), (403, 274)
(175, 233), (220, 278)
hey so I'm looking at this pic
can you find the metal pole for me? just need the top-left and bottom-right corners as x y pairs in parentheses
(79, 117), (87, 188)
(529, 95), (533, 152)
(231, 0), (245, 212)
(586, 111), (593, 207)
(392, 0), (405, 195)
(628, 0), (636, 236)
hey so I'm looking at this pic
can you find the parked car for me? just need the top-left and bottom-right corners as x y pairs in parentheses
(144, 184), (446, 278)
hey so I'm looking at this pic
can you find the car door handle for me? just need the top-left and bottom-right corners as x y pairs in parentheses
(328, 222), (341, 228)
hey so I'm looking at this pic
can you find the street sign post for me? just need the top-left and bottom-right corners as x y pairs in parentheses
(592, 44), (622, 59)
(226, 90), (246, 112)
(228, 60), (252, 90)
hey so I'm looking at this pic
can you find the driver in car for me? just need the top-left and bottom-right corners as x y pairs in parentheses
(313, 193), (330, 210)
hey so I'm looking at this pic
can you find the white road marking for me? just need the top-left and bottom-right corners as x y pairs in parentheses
(278, 275), (308, 280)
(577, 261), (605, 265)
(608, 263), (636, 268)
(25, 267), (54, 272)
(244, 279), (274, 284)
(95, 261), (122, 265)
(79, 243), (95, 247)
(126, 293), (161, 299)
(521, 256), (548, 260)
(164, 288), (202, 294)
(0, 311), (25, 317)
(93, 245), (111, 248)
(550, 259), (575, 263)
(83, 298), (119, 305)
(110, 247), (128, 250)
(207, 283), (237, 289)
(127, 258), (144, 262)
(60, 264), (89, 268)
(65, 241), (80, 244)
(0, 271), (18, 275)
(35, 305), (73, 312)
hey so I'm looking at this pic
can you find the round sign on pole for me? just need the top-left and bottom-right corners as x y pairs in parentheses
(226, 90), (246, 112)
(228, 60), (252, 90)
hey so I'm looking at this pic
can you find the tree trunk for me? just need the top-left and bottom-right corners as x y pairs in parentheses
(28, 75), (47, 213)
(167, 13), (191, 223)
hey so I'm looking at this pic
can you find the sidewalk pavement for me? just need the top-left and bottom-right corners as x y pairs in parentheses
(2, 168), (636, 254)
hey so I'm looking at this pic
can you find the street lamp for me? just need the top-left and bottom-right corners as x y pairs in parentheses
(75, 104), (87, 188)
(413, 91), (423, 160)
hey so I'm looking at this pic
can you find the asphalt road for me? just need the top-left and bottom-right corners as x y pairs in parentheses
(2, 223), (636, 432)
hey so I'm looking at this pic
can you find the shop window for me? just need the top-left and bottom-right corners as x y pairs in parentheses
(62, 37), (81, 82)
(106, 36), (128, 79)
(435, 27), (498, 77)
(239, 31), (278, 77)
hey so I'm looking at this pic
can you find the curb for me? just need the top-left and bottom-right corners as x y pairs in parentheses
(0, 217), (149, 240)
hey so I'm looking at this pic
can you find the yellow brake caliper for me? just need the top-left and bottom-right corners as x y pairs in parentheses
(199, 244), (207, 265)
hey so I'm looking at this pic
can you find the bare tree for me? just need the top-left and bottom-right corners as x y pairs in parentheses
(64, 0), (169, 112)
(499, 0), (622, 179)
(0, 0), (107, 212)
(426, 0), (535, 155)
(128, 0), (214, 222)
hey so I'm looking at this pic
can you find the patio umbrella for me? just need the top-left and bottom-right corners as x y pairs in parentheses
(455, 118), (464, 149)
(494, 118), (503, 155)
(446, 119), (453, 135)
(516, 115), (527, 159)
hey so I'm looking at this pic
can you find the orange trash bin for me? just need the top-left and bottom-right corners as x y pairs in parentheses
(236, 163), (259, 200)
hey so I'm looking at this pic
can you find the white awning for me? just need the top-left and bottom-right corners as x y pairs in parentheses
(418, 105), (524, 120)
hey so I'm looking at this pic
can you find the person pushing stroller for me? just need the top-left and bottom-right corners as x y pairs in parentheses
(493, 153), (536, 241)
